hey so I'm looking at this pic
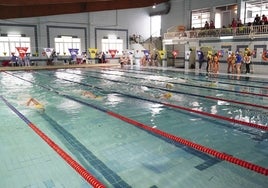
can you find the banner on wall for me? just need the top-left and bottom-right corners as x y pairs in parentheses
(218, 50), (224, 57)
(172, 50), (178, 58)
(69, 48), (79, 60)
(108, 49), (117, 58)
(43, 48), (54, 58)
(88, 48), (98, 59)
(143, 50), (150, 57)
(16, 47), (28, 58)
(158, 50), (166, 59)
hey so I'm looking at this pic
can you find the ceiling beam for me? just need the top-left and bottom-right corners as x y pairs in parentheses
(0, 0), (111, 6)
(0, 0), (169, 19)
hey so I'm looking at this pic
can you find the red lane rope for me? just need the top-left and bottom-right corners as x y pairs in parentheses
(107, 111), (268, 176)
(28, 122), (106, 188)
(239, 91), (268, 97)
(163, 102), (268, 132)
(205, 96), (268, 110)
(62, 70), (268, 110)
(35, 71), (267, 131)
(0, 94), (106, 188)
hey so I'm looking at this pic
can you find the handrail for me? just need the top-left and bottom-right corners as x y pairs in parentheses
(164, 25), (268, 40)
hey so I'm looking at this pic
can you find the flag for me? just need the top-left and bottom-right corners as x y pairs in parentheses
(109, 49), (117, 58)
(158, 50), (166, 59)
(16, 47), (28, 58)
(172, 50), (178, 58)
(88, 48), (98, 58)
(69, 48), (79, 60)
(43, 48), (54, 58)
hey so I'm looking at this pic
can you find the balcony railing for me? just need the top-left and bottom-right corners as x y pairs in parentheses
(164, 25), (268, 40)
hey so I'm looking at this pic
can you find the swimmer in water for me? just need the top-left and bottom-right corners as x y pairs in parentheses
(26, 98), (45, 112)
(162, 92), (172, 99)
(166, 83), (174, 89)
(155, 92), (173, 99)
(82, 91), (102, 99)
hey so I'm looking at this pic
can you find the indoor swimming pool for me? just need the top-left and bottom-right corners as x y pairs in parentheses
(0, 67), (267, 188)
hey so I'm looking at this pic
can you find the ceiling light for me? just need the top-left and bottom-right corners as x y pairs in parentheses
(152, 4), (156, 8)
(8, 34), (21, 37)
(220, 36), (233, 40)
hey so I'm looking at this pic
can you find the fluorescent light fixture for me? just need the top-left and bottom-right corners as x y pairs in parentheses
(163, 39), (174, 45)
(8, 34), (21, 37)
(61, 36), (72, 38)
(220, 36), (233, 40)
(108, 35), (117, 40)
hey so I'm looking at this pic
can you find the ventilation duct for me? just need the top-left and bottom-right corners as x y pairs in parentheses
(149, 1), (171, 16)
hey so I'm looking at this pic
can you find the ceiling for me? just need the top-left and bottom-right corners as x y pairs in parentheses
(0, 0), (169, 19)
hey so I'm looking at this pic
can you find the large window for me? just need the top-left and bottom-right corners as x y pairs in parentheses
(245, 0), (268, 24)
(151, 15), (161, 37)
(0, 36), (31, 56)
(191, 9), (210, 29)
(55, 36), (81, 55)
(101, 35), (123, 55)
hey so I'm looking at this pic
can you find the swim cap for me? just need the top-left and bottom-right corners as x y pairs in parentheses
(163, 92), (172, 99)
(35, 104), (44, 109)
(166, 83), (174, 89)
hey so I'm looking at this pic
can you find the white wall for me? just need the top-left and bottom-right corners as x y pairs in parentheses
(0, 8), (151, 55)
(161, 0), (240, 32)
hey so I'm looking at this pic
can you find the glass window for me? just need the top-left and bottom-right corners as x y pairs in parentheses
(54, 37), (81, 55)
(191, 9), (210, 29)
(101, 38), (123, 55)
(245, 0), (268, 24)
(151, 15), (161, 37)
(0, 36), (31, 56)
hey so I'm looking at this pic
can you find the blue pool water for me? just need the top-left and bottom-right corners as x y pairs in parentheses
(0, 67), (267, 188)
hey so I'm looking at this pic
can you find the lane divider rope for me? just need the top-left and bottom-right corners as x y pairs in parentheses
(3, 72), (268, 176)
(106, 67), (268, 85)
(63, 70), (268, 110)
(86, 68), (268, 97)
(38, 71), (268, 132)
(0, 96), (106, 188)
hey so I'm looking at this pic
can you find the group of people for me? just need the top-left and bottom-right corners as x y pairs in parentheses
(198, 51), (220, 73)
(253, 14), (268, 25)
(98, 52), (106, 63)
(140, 52), (159, 66)
(227, 50), (251, 75)
(204, 20), (215, 30)
(9, 53), (31, 67)
(198, 48), (252, 75)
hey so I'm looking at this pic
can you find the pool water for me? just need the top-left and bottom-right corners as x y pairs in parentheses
(0, 67), (267, 188)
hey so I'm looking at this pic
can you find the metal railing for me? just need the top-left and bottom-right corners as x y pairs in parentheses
(164, 25), (268, 40)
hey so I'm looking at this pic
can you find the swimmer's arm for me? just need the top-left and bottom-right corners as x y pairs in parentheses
(26, 98), (34, 106)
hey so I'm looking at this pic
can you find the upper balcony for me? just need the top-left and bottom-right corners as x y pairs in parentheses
(163, 25), (268, 41)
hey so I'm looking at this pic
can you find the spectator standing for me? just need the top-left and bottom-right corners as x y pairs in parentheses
(209, 20), (215, 29)
(204, 21), (209, 29)
(261, 14), (268, 25)
(244, 52), (251, 74)
(253, 14), (261, 25)
(231, 18), (237, 35)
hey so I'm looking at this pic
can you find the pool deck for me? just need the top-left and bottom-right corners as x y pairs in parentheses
(1, 64), (267, 79)
(0, 63), (120, 71)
